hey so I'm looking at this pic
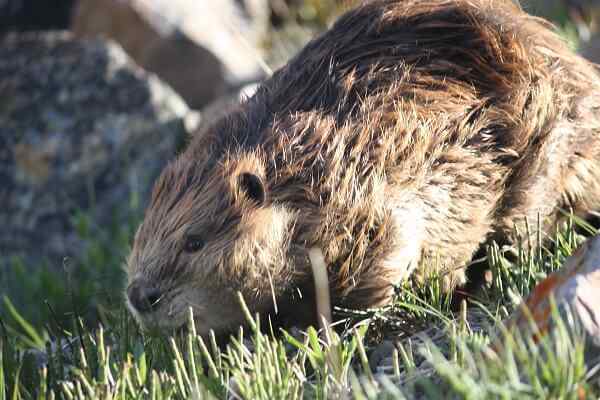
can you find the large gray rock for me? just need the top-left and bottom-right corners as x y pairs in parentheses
(0, 31), (189, 268)
(0, 0), (75, 33)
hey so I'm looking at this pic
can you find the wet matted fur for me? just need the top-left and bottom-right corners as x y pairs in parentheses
(126, 0), (600, 334)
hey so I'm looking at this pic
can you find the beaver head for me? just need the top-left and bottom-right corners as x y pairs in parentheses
(125, 142), (308, 334)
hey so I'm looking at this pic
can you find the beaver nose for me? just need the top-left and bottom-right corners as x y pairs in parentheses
(127, 280), (162, 313)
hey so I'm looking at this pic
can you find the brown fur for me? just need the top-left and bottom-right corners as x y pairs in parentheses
(126, 0), (600, 335)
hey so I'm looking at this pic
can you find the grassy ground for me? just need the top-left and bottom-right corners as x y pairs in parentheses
(1, 205), (140, 331)
(2, 1), (600, 399)
(2, 216), (599, 399)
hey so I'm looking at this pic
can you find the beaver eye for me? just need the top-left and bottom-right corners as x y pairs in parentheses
(183, 235), (205, 253)
(239, 172), (266, 205)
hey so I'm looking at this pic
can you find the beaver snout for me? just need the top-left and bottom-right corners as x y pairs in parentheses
(127, 279), (162, 313)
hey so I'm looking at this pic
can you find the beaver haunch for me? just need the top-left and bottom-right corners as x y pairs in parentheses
(126, 0), (600, 334)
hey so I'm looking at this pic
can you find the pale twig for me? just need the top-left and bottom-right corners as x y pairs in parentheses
(308, 247), (332, 331)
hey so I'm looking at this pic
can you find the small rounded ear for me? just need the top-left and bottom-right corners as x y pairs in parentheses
(238, 172), (266, 205)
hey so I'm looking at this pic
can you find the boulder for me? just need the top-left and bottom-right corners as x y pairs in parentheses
(0, 0), (75, 34)
(71, 0), (269, 109)
(0, 31), (190, 268)
(580, 35), (600, 63)
(502, 235), (600, 362)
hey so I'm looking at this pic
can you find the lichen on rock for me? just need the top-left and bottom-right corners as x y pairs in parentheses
(0, 31), (190, 268)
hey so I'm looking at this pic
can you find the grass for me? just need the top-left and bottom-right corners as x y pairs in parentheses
(1, 213), (599, 399)
(0, 204), (138, 332)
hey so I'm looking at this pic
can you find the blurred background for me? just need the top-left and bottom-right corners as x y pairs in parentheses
(0, 0), (598, 331)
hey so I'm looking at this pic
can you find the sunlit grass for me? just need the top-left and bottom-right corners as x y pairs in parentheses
(1, 213), (599, 399)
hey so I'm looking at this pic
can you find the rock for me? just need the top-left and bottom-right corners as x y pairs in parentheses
(502, 235), (600, 361)
(162, 0), (269, 83)
(0, 31), (189, 268)
(71, 0), (269, 109)
(0, 0), (75, 34)
(580, 34), (600, 63)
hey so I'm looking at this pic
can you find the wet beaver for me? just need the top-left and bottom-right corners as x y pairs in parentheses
(126, 0), (600, 334)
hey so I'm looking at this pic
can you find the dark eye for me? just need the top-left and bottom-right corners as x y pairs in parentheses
(184, 235), (205, 253)
(238, 172), (266, 205)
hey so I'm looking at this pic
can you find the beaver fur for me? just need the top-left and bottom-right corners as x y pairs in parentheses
(126, 0), (600, 334)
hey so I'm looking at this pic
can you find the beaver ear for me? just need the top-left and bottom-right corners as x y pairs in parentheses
(238, 172), (266, 205)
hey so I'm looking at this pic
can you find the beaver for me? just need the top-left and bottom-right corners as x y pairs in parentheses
(126, 0), (600, 335)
